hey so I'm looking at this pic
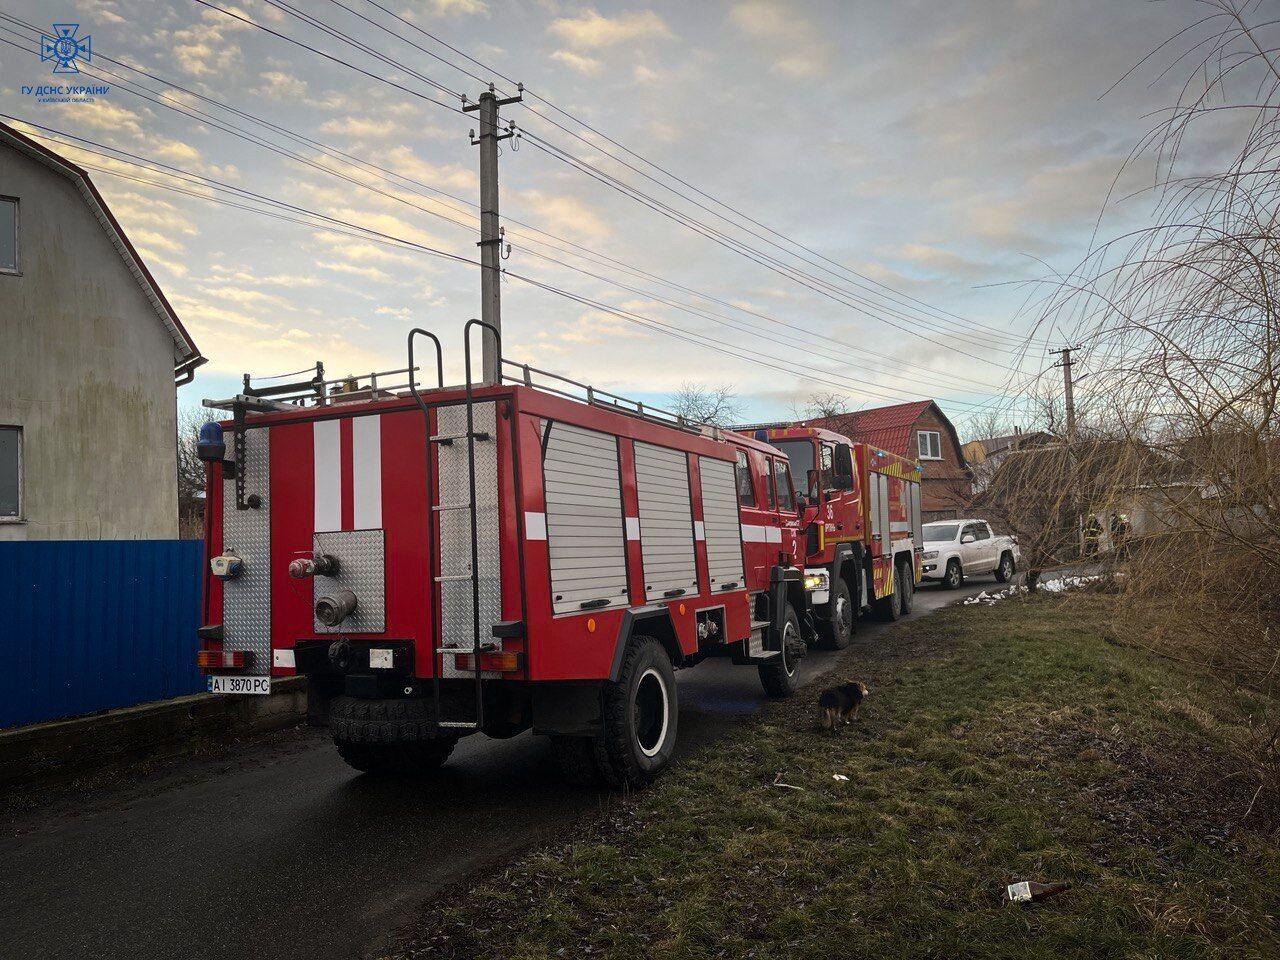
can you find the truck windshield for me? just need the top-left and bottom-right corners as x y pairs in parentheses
(773, 440), (816, 498)
(924, 524), (959, 542)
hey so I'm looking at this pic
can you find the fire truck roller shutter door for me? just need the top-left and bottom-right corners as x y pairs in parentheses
(543, 422), (630, 615)
(698, 456), (745, 590)
(634, 443), (698, 601)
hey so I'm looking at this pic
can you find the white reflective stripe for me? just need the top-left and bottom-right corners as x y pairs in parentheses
(352, 415), (383, 530)
(741, 524), (769, 543)
(313, 419), (342, 532)
(694, 520), (705, 540)
(273, 648), (295, 669)
(625, 516), (640, 541)
(890, 521), (911, 532)
(525, 511), (547, 540)
(767, 525), (783, 543)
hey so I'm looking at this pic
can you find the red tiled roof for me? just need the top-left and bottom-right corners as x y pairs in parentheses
(806, 400), (933, 459)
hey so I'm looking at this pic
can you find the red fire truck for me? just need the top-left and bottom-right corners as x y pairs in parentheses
(737, 424), (923, 649)
(196, 323), (814, 788)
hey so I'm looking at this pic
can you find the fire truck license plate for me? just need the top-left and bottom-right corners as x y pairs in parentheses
(207, 676), (272, 695)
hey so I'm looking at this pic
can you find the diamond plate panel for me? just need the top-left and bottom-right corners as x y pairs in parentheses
(313, 529), (386, 633)
(436, 403), (501, 679)
(222, 427), (271, 676)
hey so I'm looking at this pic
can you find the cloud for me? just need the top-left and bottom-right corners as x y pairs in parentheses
(881, 243), (993, 280)
(555, 310), (651, 344)
(551, 50), (603, 75)
(254, 70), (308, 100)
(548, 9), (671, 47)
(318, 261), (392, 281)
(516, 190), (610, 241)
(730, 1), (831, 78)
(319, 116), (399, 139)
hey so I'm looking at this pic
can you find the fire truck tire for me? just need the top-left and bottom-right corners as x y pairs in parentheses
(758, 605), (802, 698)
(814, 577), (854, 649)
(594, 636), (678, 788)
(329, 696), (459, 775)
(549, 736), (603, 787)
(898, 559), (914, 615)
(873, 573), (902, 622)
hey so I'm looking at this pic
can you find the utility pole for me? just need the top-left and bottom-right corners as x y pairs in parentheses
(1051, 347), (1077, 443)
(1051, 347), (1082, 554)
(464, 83), (522, 384)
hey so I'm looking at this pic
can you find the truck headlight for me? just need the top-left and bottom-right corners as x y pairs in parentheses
(804, 572), (829, 591)
(923, 550), (938, 560)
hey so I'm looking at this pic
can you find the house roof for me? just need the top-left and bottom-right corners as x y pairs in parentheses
(0, 121), (204, 379)
(805, 400), (968, 468)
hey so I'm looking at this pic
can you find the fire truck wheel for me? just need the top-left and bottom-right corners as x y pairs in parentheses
(814, 577), (854, 650)
(873, 573), (902, 622)
(596, 636), (678, 788)
(898, 560), (914, 615)
(549, 735), (603, 787)
(329, 696), (459, 775)
(942, 559), (963, 589)
(758, 605), (802, 698)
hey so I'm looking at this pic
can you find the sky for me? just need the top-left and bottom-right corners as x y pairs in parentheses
(0, 0), (1221, 434)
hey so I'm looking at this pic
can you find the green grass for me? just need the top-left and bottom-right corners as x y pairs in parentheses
(388, 594), (1280, 960)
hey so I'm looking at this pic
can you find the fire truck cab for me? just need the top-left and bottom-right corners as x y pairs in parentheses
(742, 425), (924, 649)
(196, 324), (813, 788)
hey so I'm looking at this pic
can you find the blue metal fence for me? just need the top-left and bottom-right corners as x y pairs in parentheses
(0, 539), (204, 729)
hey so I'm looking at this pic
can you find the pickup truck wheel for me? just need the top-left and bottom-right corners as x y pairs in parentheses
(594, 636), (678, 789)
(759, 605), (803, 698)
(995, 552), (1015, 583)
(814, 577), (854, 649)
(942, 559), (963, 589)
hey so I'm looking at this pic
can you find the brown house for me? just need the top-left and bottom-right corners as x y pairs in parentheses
(806, 400), (971, 521)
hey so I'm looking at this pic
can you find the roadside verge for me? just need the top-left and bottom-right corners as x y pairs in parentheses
(384, 593), (1280, 959)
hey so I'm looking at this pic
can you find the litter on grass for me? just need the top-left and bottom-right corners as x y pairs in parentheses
(833, 774), (850, 781)
(963, 575), (1101, 606)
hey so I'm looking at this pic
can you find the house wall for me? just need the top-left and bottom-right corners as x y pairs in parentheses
(0, 146), (178, 540)
(912, 408), (971, 519)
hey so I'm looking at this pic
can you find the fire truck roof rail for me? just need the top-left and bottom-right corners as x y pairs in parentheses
(502, 359), (724, 440)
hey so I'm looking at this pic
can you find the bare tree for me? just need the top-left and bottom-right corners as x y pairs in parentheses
(670, 383), (742, 426)
(177, 406), (214, 539)
(801, 391), (851, 419)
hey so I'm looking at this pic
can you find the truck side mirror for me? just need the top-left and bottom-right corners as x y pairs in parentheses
(961, 533), (975, 544)
(833, 473), (854, 491)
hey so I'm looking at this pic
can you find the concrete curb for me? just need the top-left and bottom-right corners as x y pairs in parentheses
(0, 677), (308, 789)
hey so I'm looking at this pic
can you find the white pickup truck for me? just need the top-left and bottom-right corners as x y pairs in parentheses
(921, 519), (1021, 588)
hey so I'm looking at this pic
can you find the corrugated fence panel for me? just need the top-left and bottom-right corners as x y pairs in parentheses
(0, 539), (204, 729)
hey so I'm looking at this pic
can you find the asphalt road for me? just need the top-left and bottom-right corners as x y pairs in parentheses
(0, 577), (1003, 960)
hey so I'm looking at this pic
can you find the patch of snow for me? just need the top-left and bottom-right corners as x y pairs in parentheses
(962, 575), (1101, 605)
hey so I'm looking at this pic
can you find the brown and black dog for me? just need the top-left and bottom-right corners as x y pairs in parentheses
(818, 681), (870, 731)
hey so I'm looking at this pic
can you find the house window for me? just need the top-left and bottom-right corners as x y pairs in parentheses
(0, 426), (20, 520)
(918, 430), (942, 460)
(0, 198), (16, 274)
(734, 449), (756, 507)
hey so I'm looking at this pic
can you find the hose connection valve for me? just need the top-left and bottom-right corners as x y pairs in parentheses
(315, 589), (358, 627)
(210, 550), (244, 581)
(289, 553), (340, 579)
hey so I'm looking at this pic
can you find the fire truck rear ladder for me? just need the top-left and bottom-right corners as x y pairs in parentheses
(407, 320), (500, 732)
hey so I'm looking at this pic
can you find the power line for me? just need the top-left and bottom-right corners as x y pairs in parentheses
(0, 19), (1016, 398)
(196, 0), (1041, 362)
(352, 0), (1032, 344)
(8, 120), (1028, 416)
